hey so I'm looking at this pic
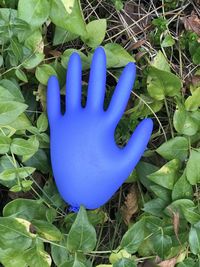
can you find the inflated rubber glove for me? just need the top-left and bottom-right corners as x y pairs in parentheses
(47, 46), (153, 210)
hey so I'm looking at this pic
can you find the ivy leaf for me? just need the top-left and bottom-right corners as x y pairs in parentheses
(151, 50), (171, 72)
(32, 219), (62, 241)
(0, 249), (27, 267)
(186, 149), (200, 185)
(81, 19), (107, 48)
(10, 137), (39, 157)
(0, 79), (25, 103)
(156, 136), (189, 161)
(151, 233), (172, 258)
(37, 113), (48, 133)
(0, 217), (33, 251)
(120, 218), (146, 253)
(18, 0), (50, 27)
(50, 0), (87, 36)
(23, 246), (52, 267)
(15, 69), (28, 83)
(53, 26), (78, 46)
(173, 107), (198, 136)
(143, 198), (167, 217)
(147, 66), (182, 100)
(67, 206), (97, 253)
(36, 64), (57, 85)
(3, 198), (49, 221)
(0, 136), (11, 154)
(0, 101), (27, 125)
(172, 171), (193, 201)
(185, 87), (200, 111)
(104, 43), (135, 68)
(147, 159), (180, 190)
(189, 222), (200, 255)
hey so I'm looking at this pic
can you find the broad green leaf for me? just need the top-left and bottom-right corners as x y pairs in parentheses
(24, 149), (49, 174)
(113, 258), (137, 267)
(0, 169), (16, 181)
(3, 198), (49, 221)
(147, 66), (182, 100)
(161, 34), (175, 48)
(186, 149), (200, 185)
(150, 185), (171, 202)
(81, 19), (107, 48)
(60, 257), (87, 267)
(50, 0), (86, 36)
(0, 86), (16, 101)
(0, 101), (27, 126)
(151, 51), (170, 72)
(176, 258), (196, 267)
(67, 206), (97, 253)
(61, 49), (90, 70)
(104, 43), (135, 68)
(18, 0), (50, 27)
(148, 159), (180, 190)
(0, 166), (35, 181)
(10, 37), (23, 64)
(185, 87), (200, 111)
(120, 218), (146, 253)
(0, 136), (11, 154)
(151, 233), (172, 258)
(51, 237), (69, 266)
(23, 246), (51, 267)
(36, 64), (57, 85)
(189, 223), (200, 255)
(53, 26), (78, 46)
(8, 113), (31, 131)
(143, 198), (167, 217)
(0, 249), (27, 267)
(15, 69), (28, 83)
(183, 207), (200, 224)
(10, 137), (39, 156)
(32, 220), (62, 241)
(0, 79), (24, 103)
(109, 249), (131, 264)
(23, 52), (45, 69)
(173, 108), (198, 136)
(156, 137), (189, 161)
(172, 171), (193, 201)
(37, 113), (48, 132)
(165, 199), (195, 218)
(0, 217), (33, 251)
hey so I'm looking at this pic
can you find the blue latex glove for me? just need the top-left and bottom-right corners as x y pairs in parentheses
(47, 47), (153, 210)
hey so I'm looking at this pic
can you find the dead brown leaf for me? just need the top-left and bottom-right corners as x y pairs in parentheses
(121, 185), (138, 225)
(182, 11), (200, 36)
(158, 257), (177, 267)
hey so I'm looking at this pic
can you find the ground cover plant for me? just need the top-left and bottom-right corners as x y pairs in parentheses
(0, 0), (200, 266)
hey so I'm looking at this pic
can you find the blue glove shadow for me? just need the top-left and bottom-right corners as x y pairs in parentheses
(47, 46), (153, 210)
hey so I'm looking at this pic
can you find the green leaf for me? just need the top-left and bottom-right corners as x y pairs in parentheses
(23, 246), (51, 267)
(151, 51), (170, 72)
(0, 169), (16, 181)
(32, 219), (62, 241)
(10, 137), (39, 157)
(51, 237), (69, 266)
(173, 108), (198, 136)
(0, 217), (33, 251)
(156, 137), (189, 161)
(147, 66), (182, 100)
(183, 207), (200, 224)
(172, 171), (193, 201)
(50, 0), (87, 36)
(0, 166), (35, 182)
(8, 113), (31, 131)
(165, 199), (195, 218)
(61, 49), (90, 70)
(113, 258), (137, 267)
(0, 79), (24, 103)
(185, 87), (200, 111)
(3, 198), (49, 221)
(0, 249), (27, 267)
(161, 34), (175, 48)
(60, 257), (87, 267)
(0, 101), (27, 126)
(0, 136), (11, 154)
(109, 249), (131, 264)
(189, 223), (200, 255)
(143, 198), (167, 217)
(15, 69), (28, 83)
(151, 233), (172, 258)
(148, 159), (180, 190)
(18, 0), (50, 27)
(120, 218), (146, 253)
(37, 113), (48, 132)
(67, 206), (97, 253)
(186, 149), (200, 185)
(53, 26), (78, 45)
(36, 64), (57, 85)
(81, 19), (107, 48)
(104, 43), (135, 68)
(24, 149), (49, 174)
(150, 185), (171, 202)
(0, 55), (3, 67)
